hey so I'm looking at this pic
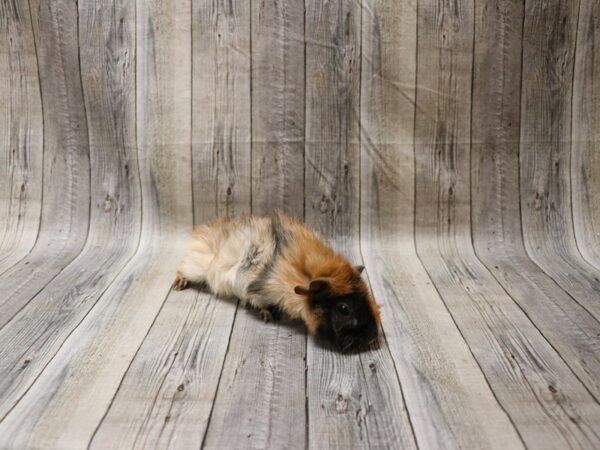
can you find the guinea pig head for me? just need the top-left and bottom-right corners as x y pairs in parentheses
(294, 266), (381, 352)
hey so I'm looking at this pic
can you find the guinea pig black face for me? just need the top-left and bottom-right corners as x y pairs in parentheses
(317, 289), (379, 352)
(294, 273), (381, 353)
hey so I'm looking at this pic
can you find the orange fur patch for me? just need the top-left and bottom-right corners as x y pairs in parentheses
(268, 215), (381, 334)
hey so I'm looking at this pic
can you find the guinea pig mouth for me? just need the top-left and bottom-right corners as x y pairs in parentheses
(334, 331), (378, 353)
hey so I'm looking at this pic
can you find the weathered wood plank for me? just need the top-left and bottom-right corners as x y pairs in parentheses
(520, 0), (600, 321)
(0, 0), (140, 420)
(93, 1), (247, 447)
(203, 1), (306, 447)
(91, 290), (236, 449)
(305, 1), (415, 448)
(203, 310), (306, 449)
(0, 0), (43, 273)
(192, 0), (251, 223)
(251, 0), (305, 217)
(0, 0), (193, 446)
(360, 0), (523, 448)
(0, 0), (91, 326)
(572, 0), (600, 266)
(414, 0), (600, 447)
(471, 0), (600, 400)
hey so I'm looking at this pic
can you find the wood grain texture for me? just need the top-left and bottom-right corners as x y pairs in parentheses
(0, 0), (599, 447)
(415, 0), (600, 448)
(0, 0), (43, 273)
(520, 0), (600, 321)
(192, 0), (251, 224)
(305, 1), (415, 448)
(0, 0), (140, 420)
(0, 0), (91, 327)
(360, 1), (524, 448)
(203, 311), (307, 449)
(0, 0), (192, 446)
(251, 0), (305, 217)
(572, 0), (600, 267)
(92, 290), (236, 449)
(471, 0), (600, 400)
(202, 1), (306, 447)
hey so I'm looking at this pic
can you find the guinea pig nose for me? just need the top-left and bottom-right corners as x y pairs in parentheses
(350, 318), (358, 328)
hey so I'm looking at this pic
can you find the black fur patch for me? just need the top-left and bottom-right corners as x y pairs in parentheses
(314, 288), (378, 352)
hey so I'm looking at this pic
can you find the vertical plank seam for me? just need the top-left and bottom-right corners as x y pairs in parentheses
(469, 0), (599, 406)
(85, 0), (149, 439)
(410, 0), (526, 444)
(354, 0), (419, 443)
(355, 1), (374, 445)
(190, 0), (195, 226)
(0, 0), (45, 279)
(355, 0), (417, 446)
(199, 300), (240, 449)
(517, 0), (539, 283)
(0, 0), (95, 327)
(302, 2), (309, 449)
(249, 0), (253, 213)
(200, 1), (251, 446)
(0, 0), (46, 277)
(516, 0), (599, 322)
(568, 0), (592, 269)
(76, 0), (93, 257)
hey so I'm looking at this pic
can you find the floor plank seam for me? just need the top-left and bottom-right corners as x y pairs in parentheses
(358, 250), (419, 448)
(199, 298), (240, 449)
(87, 276), (176, 448)
(412, 250), (527, 448)
(471, 246), (600, 404)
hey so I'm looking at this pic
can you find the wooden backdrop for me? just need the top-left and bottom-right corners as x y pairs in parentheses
(0, 0), (599, 448)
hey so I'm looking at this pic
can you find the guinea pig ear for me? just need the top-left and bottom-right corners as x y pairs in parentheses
(354, 265), (365, 275)
(294, 278), (330, 296)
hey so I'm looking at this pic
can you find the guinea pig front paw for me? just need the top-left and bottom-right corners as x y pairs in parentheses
(172, 273), (189, 291)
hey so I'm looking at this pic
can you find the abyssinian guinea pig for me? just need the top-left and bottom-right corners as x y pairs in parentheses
(173, 213), (381, 352)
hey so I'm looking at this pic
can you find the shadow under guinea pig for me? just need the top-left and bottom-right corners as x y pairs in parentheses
(179, 282), (380, 354)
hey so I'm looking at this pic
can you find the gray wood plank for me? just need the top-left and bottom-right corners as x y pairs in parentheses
(203, 310), (306, 449)
(93, 1), (243, 448)
(0, 0), (43, 274)
(359, 0), (524, 448)
(304, 1), (415, 448)
(572, 0), (600, 267)
(414, 0), (600, 447)
(96, 0), (251, 447)
(0, 0), (91, 326)
(471, 0), (600, 400)
(91, 289), (236, 449)
(250, 0), (305, 217)
(0, 0), (141, 420)
(0, 0), (193, 446)
(192, 0), (251, 224)
(202, 1), (306, 447)
(520, 0), (600, 321)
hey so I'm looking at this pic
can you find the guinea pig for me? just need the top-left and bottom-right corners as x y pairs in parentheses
(173, 213), (381, 351)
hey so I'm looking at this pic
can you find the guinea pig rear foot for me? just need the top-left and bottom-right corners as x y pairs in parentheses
(259, 306), (282, 323)
(172, 274), (189, 291)
(259, 308), (274, 323)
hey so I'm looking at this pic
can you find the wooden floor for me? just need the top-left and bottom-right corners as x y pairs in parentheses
(1, 0), (599, 448)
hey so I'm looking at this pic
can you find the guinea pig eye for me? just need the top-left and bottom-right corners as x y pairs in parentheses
(337, 303), (350, 316)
